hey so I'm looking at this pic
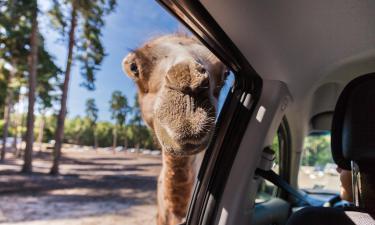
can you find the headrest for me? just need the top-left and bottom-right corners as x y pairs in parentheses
(331, 74), (375, 170)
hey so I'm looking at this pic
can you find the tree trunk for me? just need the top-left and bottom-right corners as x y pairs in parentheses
(0, 61), (16, 162)
(93, 125), (98, 150)
(112, 126), (117, 153)
(37, 113), (45, 152)
(17, 112), (26, 158)
(50, 6), (77, 175)
(22, 7), (38, 173)
(12, 116), (18, 153)
(124, 136), (128, 151)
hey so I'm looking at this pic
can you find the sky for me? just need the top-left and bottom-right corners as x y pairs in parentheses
(39, 0), (180, 122)
(38, 0), (232, 123)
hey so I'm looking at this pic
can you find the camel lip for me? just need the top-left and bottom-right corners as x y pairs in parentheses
(159, 124), (211, 156)
(164, 142), (208, 156)
(176, 131), (210, 146)
(177, 133), (211, 154)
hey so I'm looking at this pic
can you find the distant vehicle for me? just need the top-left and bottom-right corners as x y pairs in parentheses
(115, 146), (123, 152)
(314, 165), (323, 172)
(0, 137), (21, 148)
(46, 140), (55, 149)
(142, 150), (151, 155)
(151, 150), (161, 156)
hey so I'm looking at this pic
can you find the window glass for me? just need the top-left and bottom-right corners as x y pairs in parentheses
(218, 72), (234, 113)
(298, 133), (340, 192)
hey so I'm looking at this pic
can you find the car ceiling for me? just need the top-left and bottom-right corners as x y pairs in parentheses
(201, 0), (375, 104)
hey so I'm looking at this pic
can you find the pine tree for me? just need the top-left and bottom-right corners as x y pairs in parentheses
(109, 91), (130, 151)
(49, 0), (117, 174)
(85, 98), (98, 149)
(21, 0), (38, 173)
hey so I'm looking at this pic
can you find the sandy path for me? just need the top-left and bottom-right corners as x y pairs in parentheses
(0, 147), (161, 225)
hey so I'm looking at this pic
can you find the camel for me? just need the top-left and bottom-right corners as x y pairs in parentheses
(122, 34), (228, 225)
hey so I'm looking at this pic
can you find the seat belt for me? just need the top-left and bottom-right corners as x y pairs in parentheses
(255, 168), (311, 206)
(256, 146), (311, 206)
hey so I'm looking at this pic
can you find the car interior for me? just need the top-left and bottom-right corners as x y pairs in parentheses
(157, 1), (375, 225)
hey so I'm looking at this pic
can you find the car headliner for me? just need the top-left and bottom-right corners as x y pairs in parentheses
(201, 0), (375, 104)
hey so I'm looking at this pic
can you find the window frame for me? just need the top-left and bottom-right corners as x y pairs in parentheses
(277, 117), (292, 199)
(156, 1), (262, 225)
(255, 118), (292, 203)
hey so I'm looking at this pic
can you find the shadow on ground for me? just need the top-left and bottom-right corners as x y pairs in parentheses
(0, 148), (162, 224)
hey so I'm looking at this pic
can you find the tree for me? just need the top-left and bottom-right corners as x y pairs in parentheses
(109, 91), (130, 150)
(0, 0), (33, 161)
(130, 93), (143, 151)
(22, 0), (38, 173)
(49, 0), (117, 174)
(35, 45), (62, 151)
(302, 134), (332, 167)
(85, 98), (98, 148)
(0, 0), (61, 170)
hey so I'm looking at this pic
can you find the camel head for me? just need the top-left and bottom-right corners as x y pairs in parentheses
(122, 35), (228, 156)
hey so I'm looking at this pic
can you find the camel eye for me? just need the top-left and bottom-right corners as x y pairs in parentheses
(130, 62), (139, 75)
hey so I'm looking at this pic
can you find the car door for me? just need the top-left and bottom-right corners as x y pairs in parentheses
(157, 2), (292, 225)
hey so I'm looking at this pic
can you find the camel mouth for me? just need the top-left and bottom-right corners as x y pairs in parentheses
(154, 116), (214, 156)
(154, 89), (216, 156)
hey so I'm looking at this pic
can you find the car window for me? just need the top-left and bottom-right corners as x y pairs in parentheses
(298, 132), (340, 192)
(255, 135), (280, 203)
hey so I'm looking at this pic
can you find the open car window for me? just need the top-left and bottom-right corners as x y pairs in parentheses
(298, 132), (340, 192)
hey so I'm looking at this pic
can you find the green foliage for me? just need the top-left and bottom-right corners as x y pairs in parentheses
(0, 65), (8, 116)
(109, 91), (130, 127)
(0, 0), (32, 65)
(0, 0), (61, 114)
(41, 115), (57, 142)
(85, 98), (98, 125)
(127, 93), (154, 148)
(36, 38), (62, 112)
(0, 0), (32, 106)
(130, 93), (143, 126)
(271, 135), (280, 166)
(54, 115), (156, 148)
(96, 121), (114, 147)
(301, 134), (333, 167)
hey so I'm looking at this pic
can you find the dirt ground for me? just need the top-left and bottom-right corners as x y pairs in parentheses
(0, 147), (161, 225)
(0, 146), (341, 225)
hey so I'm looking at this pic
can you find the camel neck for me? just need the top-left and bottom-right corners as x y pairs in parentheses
(161, 151), (196, 221)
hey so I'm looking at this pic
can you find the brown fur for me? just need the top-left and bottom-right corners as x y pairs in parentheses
(122, 34), (227, 225)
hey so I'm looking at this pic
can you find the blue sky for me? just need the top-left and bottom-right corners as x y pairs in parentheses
(39, 0), (180, 122)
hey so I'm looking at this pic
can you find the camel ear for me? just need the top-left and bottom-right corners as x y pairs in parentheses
(122, 52), (139, 80)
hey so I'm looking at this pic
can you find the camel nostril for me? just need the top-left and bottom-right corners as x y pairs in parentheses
(197, 66), (206, 74)
(190, 78), (210, 97)
(200, 78), (209, 88)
